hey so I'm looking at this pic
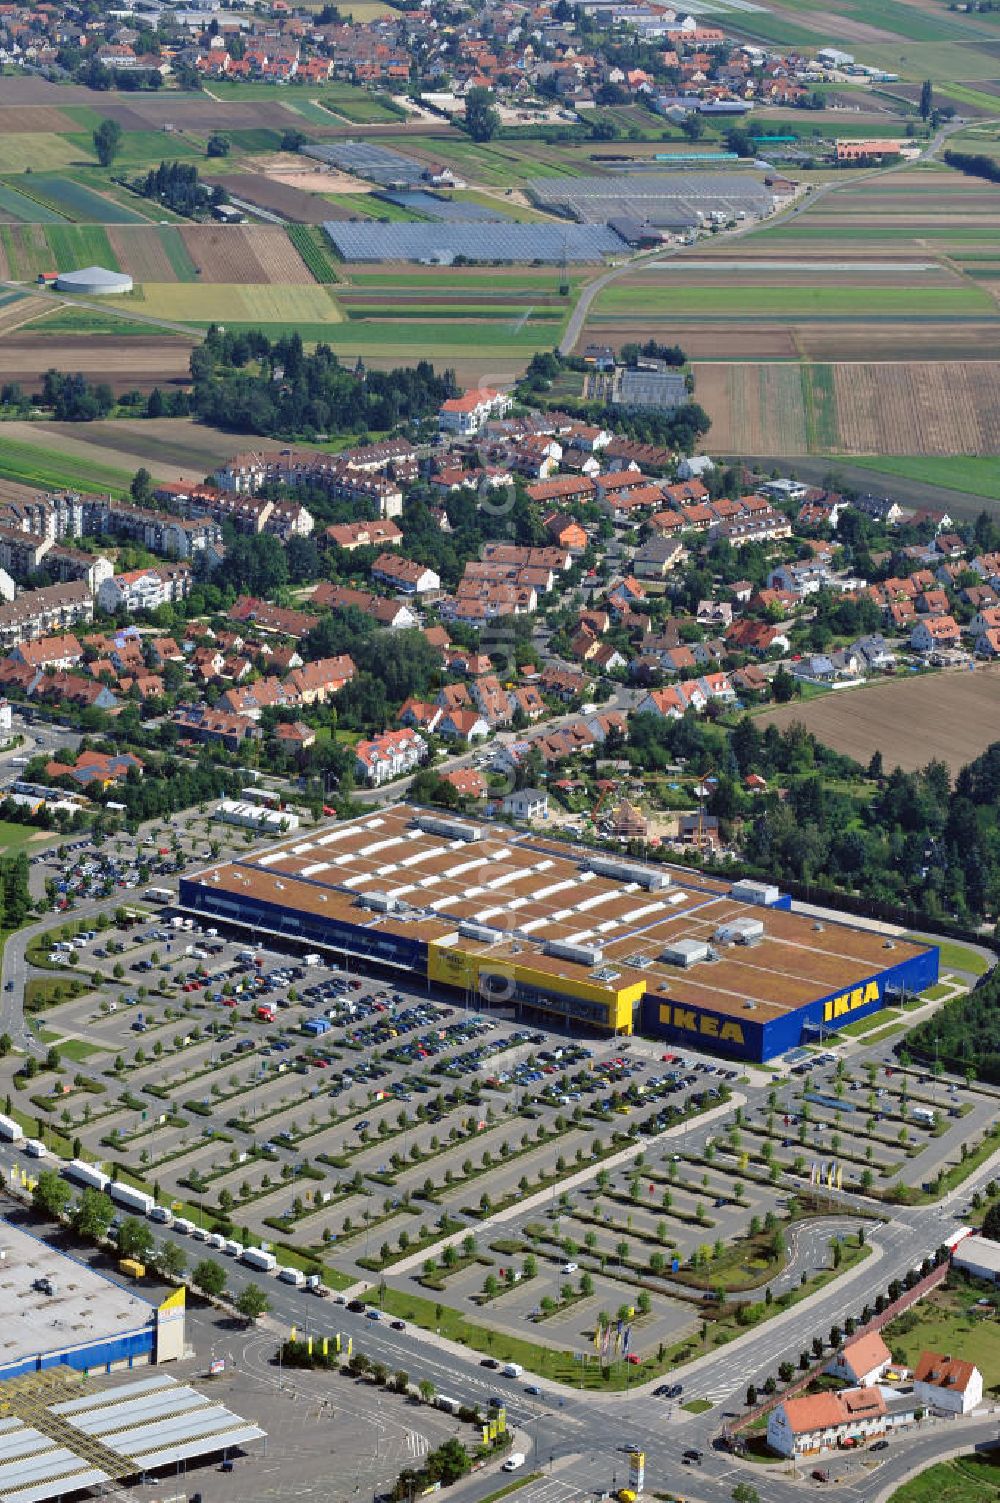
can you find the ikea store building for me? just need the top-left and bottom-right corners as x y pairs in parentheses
(179, 806), (938, 1064)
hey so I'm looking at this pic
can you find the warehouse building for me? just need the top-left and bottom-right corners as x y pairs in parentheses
(178, 807), (937, 1062)
(0, 1219), (184, 1382)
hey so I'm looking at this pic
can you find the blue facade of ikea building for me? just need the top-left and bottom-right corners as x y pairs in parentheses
(640, 944), (940, 1063)
(178, 876), (428, 973)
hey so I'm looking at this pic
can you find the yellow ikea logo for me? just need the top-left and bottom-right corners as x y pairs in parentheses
(659, 1003), (744, 1046)
(823, 980), (880, 1023)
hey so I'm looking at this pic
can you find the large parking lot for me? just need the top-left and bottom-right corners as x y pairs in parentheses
(7, 888), (992, 1374)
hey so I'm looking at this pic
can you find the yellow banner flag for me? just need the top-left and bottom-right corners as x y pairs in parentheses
(482, 1426), (490, 1446)
(836, 1165), (843, 1190)
(489, 1420), (497, 1442)
(307, 1335), (313, 1356)
(335, 1333), (342, 1353)
(347, 1336), (352, 1358)
(291, 1326), (297, 1343)
(498, 1408), (507, 1433)
(322, 1337), (329, 1357)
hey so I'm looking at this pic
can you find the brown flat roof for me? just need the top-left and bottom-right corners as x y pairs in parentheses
(185, 805), (929, 1022)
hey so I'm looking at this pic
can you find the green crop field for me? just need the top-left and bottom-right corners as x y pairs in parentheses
(324, 193), (425, 221)
(45, 225), (119, 273)
(0, 134), (82, 174)
(316, 86), (404, 124)
(1, 224), (55, 280)
(0, 437), (132, 496)
(0, 182), (64, 224)
(848, 457), (1000, 503)
(25, 175), (147, 224)
(592, 283), (996, 317)
(63, 130), (204, 171)
(22, 306), (171, 336)
(227, 128), (289, 153)
(287, 223), (339, 283)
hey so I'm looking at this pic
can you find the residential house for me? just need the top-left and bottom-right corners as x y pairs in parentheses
(174, 706), (260, 751)
(438, 388), (512, 436)
(0, 581), (93, 649)
(766, 1388), (898, 1459)
(312, 582), (417, 629)
(371, 552), (441, 595)
(354, 729), (427, 786)
(325, 519), (403, 551)
(438, 767), (487, 799)
(98, 563), (191, 615)
(826, 1333), (893, 1388)
(470, 674), (512, 727)
(11, 634), (82, 672)
(436, 708), (489, 742)
(852, 634), (896, 672)
(633, 535), (687, 583)
(502, 787), (548, 821)
(912, 1351), (982, 1415)
(45, 749), (144, 790)
(911, 616), (961, 653)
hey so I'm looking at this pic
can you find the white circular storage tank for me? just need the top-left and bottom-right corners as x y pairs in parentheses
(55, 265), (133, 296)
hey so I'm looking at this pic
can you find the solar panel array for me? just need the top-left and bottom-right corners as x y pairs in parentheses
(323, 220), (626, 263)
(304, 141), (427, 186)
(383, 190), (512, 222)
(529, 171), (774, 225)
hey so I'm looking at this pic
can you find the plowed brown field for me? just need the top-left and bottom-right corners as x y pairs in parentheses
(107, 227), (179, 284)
(757, 670), (1000, 775)
(0, 335), (195, 392)
(180, 225), (315, 284)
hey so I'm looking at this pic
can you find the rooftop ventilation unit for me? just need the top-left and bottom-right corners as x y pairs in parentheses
(813, 921), (824, 932)
(625, 953), (654, 969)
(714, 917), (765, 946)
(414, 816), (482, 843)
(730, 879), (781, 907)
(585, 856), (666, 891)
(591, 965), (622, 983)
(356, 890), (397, 913)
(459, 921), (504, 946)
(661, 938), (710, 968)
(544, 938), (604, 967)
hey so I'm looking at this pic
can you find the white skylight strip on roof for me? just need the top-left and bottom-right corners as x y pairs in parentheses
(399, 846), (446, 868)
(628, 902), (664, 924)
(0, 1468), (109, 1503)
(291, 843), (315, 856)
(358, 837), (404, 857)
(534, 879), (575, 902)
(596, 919), (619, 932)
(418, 874), (441, 887)
(122, 1426), (265, 1471)
(53, 1377), (178, 1415)
(667, 890), (687, 905)
(256, 853), (287, 867)
(0, 1432), (54, 1464)
(300, 863), (329, 879)
(316, 827), (355, 845)
(447, 857), (490, 879)
(517, 918), (546, 933)
(486, 870), (521, 889)
(576, 891), (617, 912)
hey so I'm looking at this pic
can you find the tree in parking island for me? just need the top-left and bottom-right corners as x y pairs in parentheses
(236, 1284), (270, 1325)
(192, 1258), (227, 1297)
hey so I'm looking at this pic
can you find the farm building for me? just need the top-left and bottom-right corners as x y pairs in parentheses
(55, 265), (133, 296)
(178, 805), (937, 1061)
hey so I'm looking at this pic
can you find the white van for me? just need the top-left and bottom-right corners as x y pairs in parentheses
(502, 1454), (526, 1473)
(173, 1217), (194, 1235)
(24, 1139), (47, 1158)
(501, 1362), (523, 1379)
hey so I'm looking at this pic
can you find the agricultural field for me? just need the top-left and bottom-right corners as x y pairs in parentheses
(0, 332), (196, 394)
(0, 420), (211, 487)
(34, 418), (239, 474)
(16, 174), (147, 224)
(757, 669), (1000, 776)
(0, 185), (63, 226)
(106, 225), (199, 284)
(846, 456), (1000, 503)
(0, 134), (83, 174)
(179, 225), (316, 284)
(205, 171), (334, 223)
(127, 281), (342, 324)
(696, 360), (1000, 456)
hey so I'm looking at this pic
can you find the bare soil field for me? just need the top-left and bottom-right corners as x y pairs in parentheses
(40, 417), (238, 471)
(0, 105), (78, 132)
(832, 362), (1000, 453)
(696, 363), (809, 452)
(205, 172), (333, 223)
(0, 335), (195, 392)
(100, 96), (319, 131)
(693, 359), (1000, 455)
(757, 670), (1000, 776)
(180, 224), (315, 283)
(592, 323), (801, 358)
(796, 323), (1000, 360)
(107, 226), (179, 284)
